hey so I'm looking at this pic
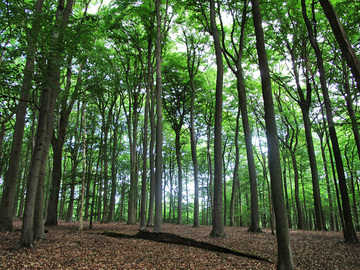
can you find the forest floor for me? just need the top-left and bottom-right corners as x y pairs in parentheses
(0, 220), (359, 269)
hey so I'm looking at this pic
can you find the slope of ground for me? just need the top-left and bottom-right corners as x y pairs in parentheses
(0, 220), (359, 269)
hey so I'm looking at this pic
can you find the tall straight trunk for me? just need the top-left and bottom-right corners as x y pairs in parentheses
(79, 98), (86, 231)
(147, 77), (156, 227)
(0, 0), (44, 232)
(84, 138), (93, 221)
(140, 65), (151, 231)
(175, 131), (183, 225)
(209, 0), (225, 238)
(319, 0), (360, 92)
(230, 105), (240, 227)
(189, 83), (199, 227)
(153, 0), (164, 233)
(66, 104), (81, 222)
(101, 126), (109, 223)
(251, 0), (293, 268)
(108, 120), (119, 222)
(302, 0), (358, 243)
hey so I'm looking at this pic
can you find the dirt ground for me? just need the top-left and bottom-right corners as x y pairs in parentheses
(0, 220), (359, 269)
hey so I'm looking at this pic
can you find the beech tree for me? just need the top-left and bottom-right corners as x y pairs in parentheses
(251, 0), (294, 268)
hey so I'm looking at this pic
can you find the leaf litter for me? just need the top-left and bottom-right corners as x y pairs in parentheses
(0, 220), (359, 269)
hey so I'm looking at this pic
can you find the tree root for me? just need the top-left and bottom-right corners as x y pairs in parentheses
(102, 230), (273, 264)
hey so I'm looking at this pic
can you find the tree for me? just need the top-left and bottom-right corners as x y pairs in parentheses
(17, 0), (74, 248)
(301, 0), (358, 244)
(251, 0), (294, 268)
(153, 0), (164, 233)
(0, 0), (44, 232)
(209, 0), (225, 237)
(219, 0), (261, 232)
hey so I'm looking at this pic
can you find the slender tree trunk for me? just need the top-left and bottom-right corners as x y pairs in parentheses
(140, 73), (150, 231)
(0, 0), (44, 232)
(79, 98), (86, 231)
(291, 151), (304, 229)
(302, 0), (358, 243)
(189, 81), (199, 227)
(102, 126), (109, 223)
(251, 0), (293, 268)
(147, 79), (156, 227)
(153, 0), (164, 233)
(176, 131), (183, 225)
(230, 105), (240, 227)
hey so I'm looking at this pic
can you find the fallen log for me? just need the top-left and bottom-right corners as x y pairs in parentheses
(102, 230), (273, 264)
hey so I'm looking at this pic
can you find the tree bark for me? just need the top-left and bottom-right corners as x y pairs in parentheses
(209, 0), (225, 237)
(153, 0), (164, 233)
(251, 0), (294, 268)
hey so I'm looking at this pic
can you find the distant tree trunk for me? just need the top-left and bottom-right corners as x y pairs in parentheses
(302, 0), (358, 243)
(0, 0), (43, 232)
(175, 131), (183, 225)
(230, 106), (240, 227)
(79, 98), (86, 231)
(140, 75), (150, 231)
(108, 112), (120, 222)
(84, 139), (93, 221)
(147, 80), (156, 227)
(319, 0), (360, 92)
(101, 125), (110, 223)
(251, 0), (294, 268)
(66, 104), (81, 223)
(153, 0), (164, 233)
(209, 0), (225, 238)
(189, 84), (199, 227)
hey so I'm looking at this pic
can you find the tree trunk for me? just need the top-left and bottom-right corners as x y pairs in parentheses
(209, 0), (225, 238)
(251, 0), (294, 268)
(153, 0), (164, 233)
(140, 67), (150, 230)
(302, 0), (358, 243)
(79, 98), (86, 231)
(176, 131), (183, 225)
(0, 0), (44, 232)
